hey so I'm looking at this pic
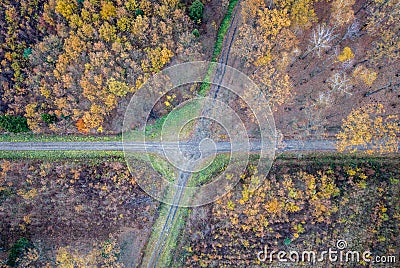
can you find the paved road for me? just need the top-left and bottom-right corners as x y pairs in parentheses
(0, 140), (338, 152)
(2, 140), (395, 153)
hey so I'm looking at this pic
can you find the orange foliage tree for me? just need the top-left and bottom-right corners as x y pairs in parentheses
(336, 103), (400, 154)
(21, 0), (193, 133)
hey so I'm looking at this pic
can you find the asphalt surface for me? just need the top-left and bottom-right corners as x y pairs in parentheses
(2, 140), (394, 153)
(0, 140), (338, 152)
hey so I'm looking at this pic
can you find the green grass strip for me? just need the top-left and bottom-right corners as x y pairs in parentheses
(0, 150), (124, 160)
(158, 207), (189, 267)
(199, 0), (239, 96)
(188, 153), (230, 187)
(276, 151), (400, 162)
(139, 165), (183, 267)
(125, 152), (177, 182)
(210, 0), (239, 62)
(0, 133), (122, 142)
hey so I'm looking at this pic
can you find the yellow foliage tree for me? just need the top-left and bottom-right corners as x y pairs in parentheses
(107, 78), (132, 97)
(76, 118), (89, 133)
(117, 17), (131, 31)
(366, 0), (399, 63)
(337, 46), (354, 62)
(218, 169), (339, 238)
(142, 46), (174, 73)
(99, 22), (117, 42)
(56, 239), (123, 268)
(25, 103), (41, 133)
(276, 0), (317, 27)
(336, 104), (400, 154)
(55, 0), (77, 20)
(100, 1), (116, 20)
(265, 197), (282, 213)
(352, 65), (377, 86)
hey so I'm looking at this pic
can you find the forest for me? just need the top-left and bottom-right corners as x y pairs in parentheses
(0, 0), (398, 153)
(1, 0), (203, 134)
(0, 0), (399, 267)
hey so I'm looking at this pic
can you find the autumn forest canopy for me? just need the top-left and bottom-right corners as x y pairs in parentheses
(1, 0), (198, 134)
(0, 0), (399, 267)
(0, 0), (398, 155)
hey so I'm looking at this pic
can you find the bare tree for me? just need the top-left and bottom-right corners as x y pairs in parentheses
(302, 24), (337, 59)
(316, 91), (333, 107)
(327, 72), (352, 95)
(343, 20), (360, 40)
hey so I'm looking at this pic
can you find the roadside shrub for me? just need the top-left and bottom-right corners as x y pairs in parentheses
(23, 48), (32, 59)
(192, 28), (200, 37)
(135, 8), (144, 17)
(189, 0), (204, 23)
(0, 115), (30, 133)
(41, 113), (58, 125)
(7, 237), (34, 267)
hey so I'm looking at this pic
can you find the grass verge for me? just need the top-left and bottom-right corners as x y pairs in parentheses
(0, 133), (122, 142)
(126, 99), (202, 142)
(142, 200), (189, 267)
(139, 165), (185, 267)
(275, 151), (400, 164)
(188, 153), (230, 187)
(199, 0), (239, 96)
(0, 150), (124, 160)
(157, 207), (189, 267)
(125, 152), (177, 182)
